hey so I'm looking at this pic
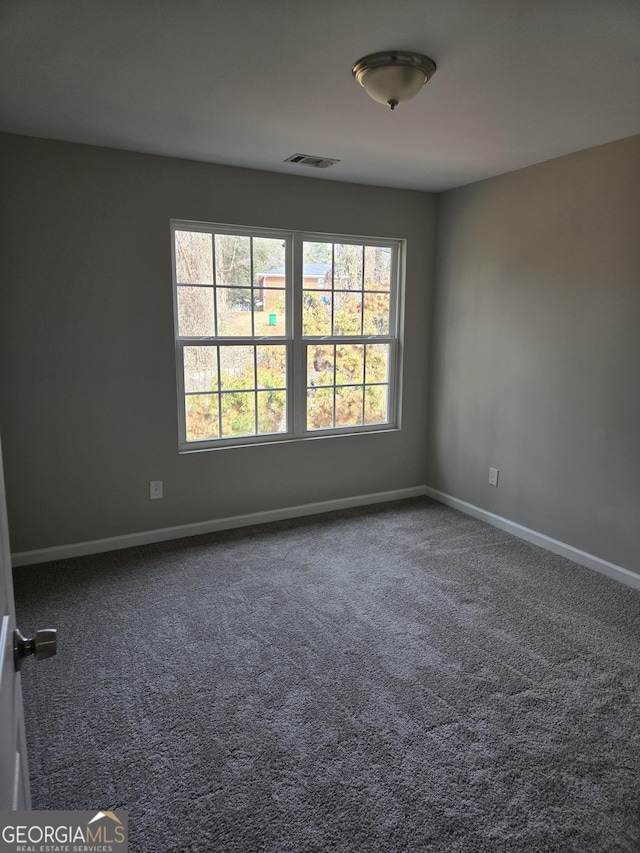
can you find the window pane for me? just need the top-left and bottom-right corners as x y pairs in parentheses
(365, 385), (388, 425)
(221, 392), (256, 437)
(175, 231), (213, 284)
(303, 291), (332, 335)
(215, 234), (251, 287)
(254, 237), (286, 278)
(333, 292), (362, 335)
(219, 346), (254, 390)
(363, 292), (390, 335)
(307, 387), (334, 430)
(185, 394), (219, 441)
(364, 246), (391, 291)
(307, 344), (334, 386)
(256, 346), (286, 389)
(184, 346), (218, 393)
(336, 386), (364, 427)
(254, 289), (286, 336)
(336, 344), (364, 385)
(303, 241), (333, 286)
(216, 288), (253, 336)
(257, 390), (286, 434)
(177, 286), (214, 337)
(334, 244), (363, 291)
(365, 344), (389, 384)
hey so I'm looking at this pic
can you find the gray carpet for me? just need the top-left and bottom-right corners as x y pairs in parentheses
(13, 497), (640, 852)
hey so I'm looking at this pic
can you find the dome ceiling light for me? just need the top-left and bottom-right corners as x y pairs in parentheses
(352, 51), (436, 110)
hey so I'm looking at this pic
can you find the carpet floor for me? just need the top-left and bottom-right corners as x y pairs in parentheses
(13, 497), (640, 852)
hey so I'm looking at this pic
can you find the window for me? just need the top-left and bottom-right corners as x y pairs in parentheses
(172, 221), (403, 450)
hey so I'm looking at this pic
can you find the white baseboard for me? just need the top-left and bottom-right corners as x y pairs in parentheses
(11, 486), (427, 568)
(424, 486), (640, 592)
(12, 485), (639, 592)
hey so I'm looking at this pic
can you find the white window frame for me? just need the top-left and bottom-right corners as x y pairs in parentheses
(171, 220), (404, 451)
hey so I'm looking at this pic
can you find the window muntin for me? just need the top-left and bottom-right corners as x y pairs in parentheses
(172, 222), (401, 450)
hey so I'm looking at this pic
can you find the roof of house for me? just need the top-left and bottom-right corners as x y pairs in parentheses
(259, 263), (329, 277)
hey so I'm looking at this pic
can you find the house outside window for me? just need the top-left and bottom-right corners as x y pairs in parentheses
(172, 221), (403, 450)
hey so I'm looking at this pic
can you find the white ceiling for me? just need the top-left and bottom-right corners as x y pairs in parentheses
(1, 0), (639, 192)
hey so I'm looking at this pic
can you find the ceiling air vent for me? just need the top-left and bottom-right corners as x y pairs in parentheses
(284, 153), (340, 169)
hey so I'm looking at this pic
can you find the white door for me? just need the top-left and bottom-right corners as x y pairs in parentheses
(0, 434), (31, 810)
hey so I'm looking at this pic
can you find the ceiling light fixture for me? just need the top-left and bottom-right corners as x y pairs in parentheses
(352, 51), (436, 110)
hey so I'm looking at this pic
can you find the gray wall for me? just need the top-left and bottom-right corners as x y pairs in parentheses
(428, 135), (640, 575)
(0, 133), (435, 553)
(3, 131), (639, 576)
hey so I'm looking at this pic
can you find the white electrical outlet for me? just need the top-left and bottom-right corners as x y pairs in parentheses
(489, 467), (499, 487)
(150, 480), (163, 500)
